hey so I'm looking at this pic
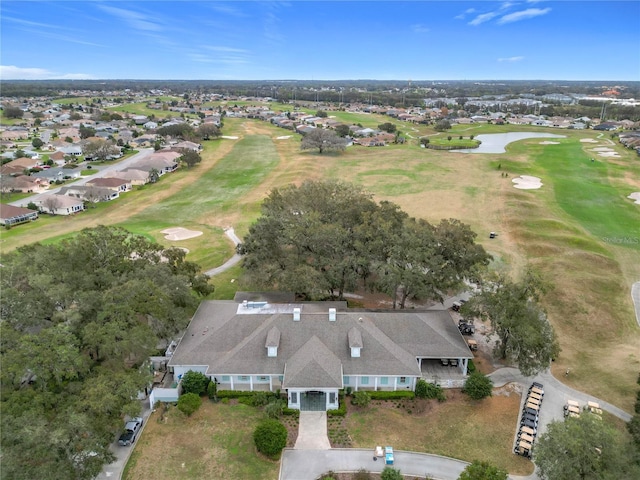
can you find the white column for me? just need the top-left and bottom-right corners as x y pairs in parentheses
(355, 376), (359, 392)
(250, 376), (254, 391)
(269, 376), (273, 392)
(230, 376), (234, 390)
(394, 377), (398, 391)
(374, 377), (378, 391)
(462, 358), (468, 376)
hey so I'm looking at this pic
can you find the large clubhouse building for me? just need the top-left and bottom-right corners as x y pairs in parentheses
(165, 295), (473, 411)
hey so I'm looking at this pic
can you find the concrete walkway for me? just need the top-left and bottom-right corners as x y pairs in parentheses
(294, 412), (331, 450)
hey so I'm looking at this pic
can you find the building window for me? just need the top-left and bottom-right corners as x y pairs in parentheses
(343, 376), (350, 385)
(221, 376), (230, 382)
(399, 377), (407, 384)
(380, 377), (389, 385)
(361, 377), (369, 385)
(291, 392), (298, 404)
(239, 376), (249, 381)
(329, 392), (336, 404)
(258, 376), (268, 381)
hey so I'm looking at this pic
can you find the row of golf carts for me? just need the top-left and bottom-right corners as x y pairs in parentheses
(514, 382), (545, 459)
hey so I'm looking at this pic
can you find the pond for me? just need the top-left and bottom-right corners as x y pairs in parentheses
(457, 132), (566, 154)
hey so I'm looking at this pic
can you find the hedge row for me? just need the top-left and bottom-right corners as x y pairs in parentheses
(216, 390), (272, 399)
(426, 144), (480, 150)
(369, 391), (415, 400)
(327, 402), (347, 417)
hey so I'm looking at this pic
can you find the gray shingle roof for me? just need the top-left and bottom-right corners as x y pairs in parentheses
(168, 300), (472, 388)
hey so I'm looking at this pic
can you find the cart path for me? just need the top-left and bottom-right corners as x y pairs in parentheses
(632, 282), (640, 327)
(203, 227), (242, 277)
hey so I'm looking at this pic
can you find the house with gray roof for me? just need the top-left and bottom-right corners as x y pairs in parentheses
(166, 299), (473, 411)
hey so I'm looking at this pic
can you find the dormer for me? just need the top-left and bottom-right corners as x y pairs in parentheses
(348, 327), (363, 358)
(266, 326), (281, 357)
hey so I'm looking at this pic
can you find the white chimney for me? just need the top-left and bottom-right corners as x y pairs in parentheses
(293, 308), (301, 321)
(329, 308), (336, 322)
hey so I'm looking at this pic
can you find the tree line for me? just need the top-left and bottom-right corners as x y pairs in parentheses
(0, 226), (213, 480)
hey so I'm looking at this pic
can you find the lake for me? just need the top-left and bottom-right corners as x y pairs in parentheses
(458, 132), (566, 154)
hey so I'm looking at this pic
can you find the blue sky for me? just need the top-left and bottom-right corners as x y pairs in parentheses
(1, 1), (638, 81)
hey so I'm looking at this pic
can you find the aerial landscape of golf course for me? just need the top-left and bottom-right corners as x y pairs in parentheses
(2, 102), (639, 478)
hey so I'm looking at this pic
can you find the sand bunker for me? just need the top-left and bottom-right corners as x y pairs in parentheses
(276, 135), (292, 140)
(221, 135), (239, 139)
(539, 141), (560, 145)
(628, 192), (640, 205)
(161, 227), (203, 241)
(512, 175), (543, 190)
(580, 138), (599, 143)
(597, 152), (621, 157)
(592, 147), (614, 152)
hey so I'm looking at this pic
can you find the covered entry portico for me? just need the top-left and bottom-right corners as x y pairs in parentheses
(287, 388), (339, 411)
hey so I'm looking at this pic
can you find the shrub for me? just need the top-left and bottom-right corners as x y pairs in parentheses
(458, 460), (508, 480)
(369, 391), (414, 400)
(467, 359), (477, 374)
(264, 399), (284, 419)
(327, 402), (347, 417)
(26, 202), (38, 211)
(381, 466), (403, 480)
(251, 391), (270, 407)
(216, 390), (258, 399)
(282, 407), (299, 417)
(345, 386), (352, 396)
(253, 419), (287, 459)
(177, 392), (202, 416)
(463, 372), (493, 400)
(352, 391), (371, 408)
(353, 468), (372, 480)
(180, 370), (210, 396)
(207, 380), (217, 399)
(415, 379), (445, 401)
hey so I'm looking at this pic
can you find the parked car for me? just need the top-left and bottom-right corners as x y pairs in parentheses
(118, 417), (143, 446)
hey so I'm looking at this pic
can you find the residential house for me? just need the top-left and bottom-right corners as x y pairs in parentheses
(165, 298), (472, 411)
(111, 169), (150, 186)
(49, 151), (66, 166)
(85, 177), (132, 193)
(58, 185), (119, 202)
(32, 167), (81, 182)
(0, 175), (47, 193)
(129, 153), (179, 175)
(37, 194), (85, 215)
(170, 141), (201, 152)
(58, 145), (83, 157)
(0, 204), (38, 226)
(0, 157), (42, 176)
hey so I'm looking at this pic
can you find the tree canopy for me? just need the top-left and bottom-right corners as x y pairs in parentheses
(535, 414), (640, 480)
(240, 180), (489, 304)
(458, 460), (508, 480)
(300, 128), (347, 154)
(82, 139), (121, 161)
(0, 226), (212, 479)
(467, 269), (559, 376)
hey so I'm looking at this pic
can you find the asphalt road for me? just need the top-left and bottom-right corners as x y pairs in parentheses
(8, 148), (154, 208)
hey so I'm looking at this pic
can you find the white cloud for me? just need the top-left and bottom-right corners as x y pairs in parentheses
(469, 12), (499, 26)
(497, 7), (551, 24)
(497, 56), (525, 62)
(0, 65), (94, 80)
(97, 5), (162, 32)
(412, 24), (430, 33)
(455, 8), (475, 20)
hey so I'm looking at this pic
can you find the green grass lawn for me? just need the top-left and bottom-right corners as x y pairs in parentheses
(123, 401), (279, 480)
(428, 137), (480, 148)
